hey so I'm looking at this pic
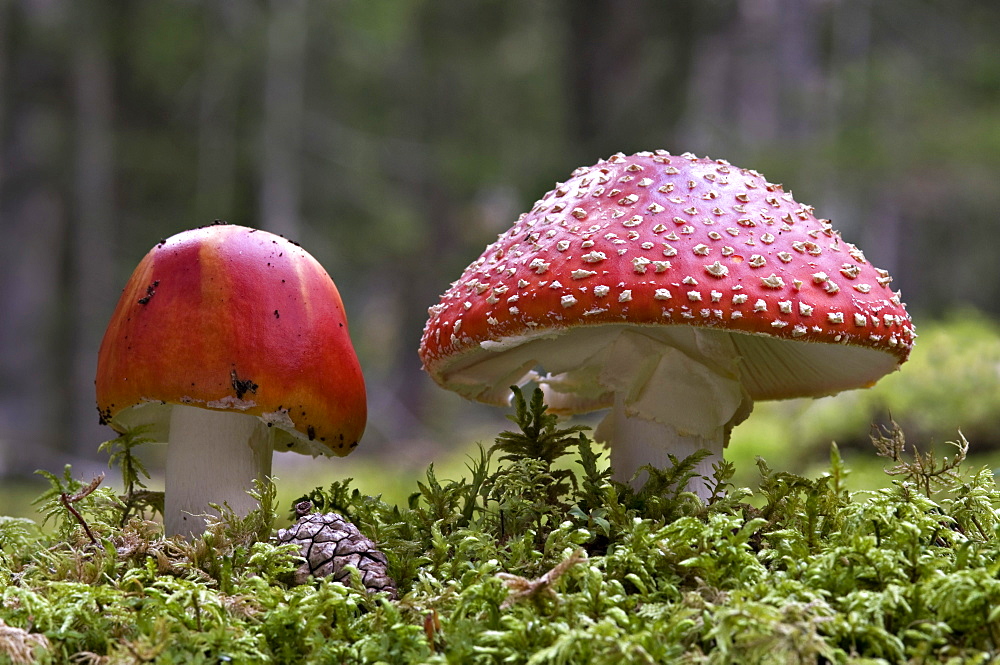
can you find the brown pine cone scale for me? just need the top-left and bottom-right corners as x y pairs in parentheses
(276, 501), (397, 600)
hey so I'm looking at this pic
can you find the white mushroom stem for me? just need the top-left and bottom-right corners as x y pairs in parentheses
(165, 405), (274, 537)
(537, 327), (752, 500)
(597, 393), (728, 499)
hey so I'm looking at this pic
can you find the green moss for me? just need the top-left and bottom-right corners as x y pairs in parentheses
(2, 388), (1000, 663)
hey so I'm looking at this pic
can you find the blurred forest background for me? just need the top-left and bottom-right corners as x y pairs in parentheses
(1, 0), (999, 499)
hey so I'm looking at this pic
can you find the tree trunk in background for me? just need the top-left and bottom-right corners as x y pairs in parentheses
(68, 0), (116, 458)
(564, 0), (644, 159)
(564, 0), (703, 157)
(196, 2), (246, 224)
(0, 1), (67, 474)
(681, 0), (827, 151)
(0, 0), (7, 220)
(734, 0), (781, 145)
(260, 0), (307, 240)
(377, 19), (459, 451)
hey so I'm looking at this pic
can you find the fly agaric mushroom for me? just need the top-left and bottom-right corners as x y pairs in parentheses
(96, 223), (366, 535)
(419, 151), (914, 497)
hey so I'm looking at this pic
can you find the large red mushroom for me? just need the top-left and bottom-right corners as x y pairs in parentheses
(419, 151), (914, 497)
(96, 223), (366, 535)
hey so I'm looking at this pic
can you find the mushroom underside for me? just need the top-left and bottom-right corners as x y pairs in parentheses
(109, 401), (335, 457)
(107, 402), (336, 536)
(430, 323), (900, 497)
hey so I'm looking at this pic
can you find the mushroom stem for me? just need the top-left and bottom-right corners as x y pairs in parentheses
(585, 330), (753, 501)
(600, 393), (725, 499)
(164, 405), (274, 537)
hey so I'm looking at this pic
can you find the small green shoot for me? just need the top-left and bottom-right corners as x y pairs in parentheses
(99, 426), (163, 524)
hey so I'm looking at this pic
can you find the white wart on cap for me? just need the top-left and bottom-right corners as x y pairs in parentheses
(419, 150), (915, 497)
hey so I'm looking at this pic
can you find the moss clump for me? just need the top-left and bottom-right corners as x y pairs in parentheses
(2, 388), (1000, 663)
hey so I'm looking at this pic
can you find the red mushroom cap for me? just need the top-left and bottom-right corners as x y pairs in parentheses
(96, 223), (366, 456)
(420, 151), (914, 407)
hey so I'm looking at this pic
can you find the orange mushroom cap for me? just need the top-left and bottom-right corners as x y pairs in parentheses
(96, 223), (366, 456)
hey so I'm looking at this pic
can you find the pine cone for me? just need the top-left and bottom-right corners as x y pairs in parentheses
(276, 501), (397, 600)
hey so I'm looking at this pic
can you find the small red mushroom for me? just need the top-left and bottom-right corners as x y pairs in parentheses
(419, 151), (914, 498)
(96, 223), (366, 535)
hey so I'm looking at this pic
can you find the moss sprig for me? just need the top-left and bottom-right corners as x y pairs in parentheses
(98, 426), (162, 525)
(870, 419), (970, 498)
